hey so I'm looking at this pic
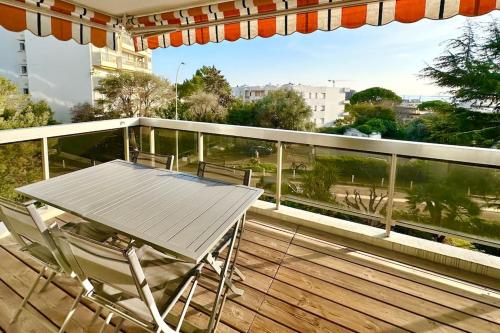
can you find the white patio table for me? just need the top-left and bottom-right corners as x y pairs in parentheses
(17, 159), (263, 331)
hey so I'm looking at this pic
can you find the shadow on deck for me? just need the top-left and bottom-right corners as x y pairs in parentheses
(0, 213), (499, 333)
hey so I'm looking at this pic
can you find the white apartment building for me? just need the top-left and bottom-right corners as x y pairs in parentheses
(0, 28), (152, 123)
(232, 83), (351, 127)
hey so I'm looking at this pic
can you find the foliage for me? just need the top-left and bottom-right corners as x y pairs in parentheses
(70, 102), (105, 123)
(417, 100), (454, 112)
(185, 91), (227, 123)
(178, 66), (235, 108)
(226, 100), (257, 126)
(0, 77), (54, 129)
(420, 20), (500, 110)
(0, 76), (54, 200)
(95, 71), (174, 119)
(349, 87), (402, 105)
(402, 106), (500, 147)
(253, 89), (313, 131)
(301, 160), (337, 202)
(334, 104), (399, 137)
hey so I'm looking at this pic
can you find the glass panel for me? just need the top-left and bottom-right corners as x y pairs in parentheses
(48, 129), (124, 177)
(394, 158), (500, 243)
(282, 143), (390, 227)
(154, 129), (198, 174)
(0, 140), (43, 201)
(203, 134), (277, 194)
(129, 126), (150, 152)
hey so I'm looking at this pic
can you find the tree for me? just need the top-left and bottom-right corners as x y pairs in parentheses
(70, 102), (104, 123)
(349, 87), (402, 105)
(226, 100), (257, 126)
(253, 89), (313, 131)
(0, 76), (54, 200)
(334, 104), (399, 138)
(185, 91), (227, 123)
(95, 71), (174, 118)
(421, 20), (500, 110)
(179, 66), (235, 108)
(417, 100), (454, 112)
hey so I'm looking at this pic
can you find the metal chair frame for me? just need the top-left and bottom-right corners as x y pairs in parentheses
(51, 226), (204, 333)
(197, 161), (252, 296)
(130, 148), (174, 171)
(0, 197), (83, 333)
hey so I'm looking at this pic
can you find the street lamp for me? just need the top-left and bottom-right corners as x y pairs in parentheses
(328, 79), (335, 87)
(175, 62), (185, 120)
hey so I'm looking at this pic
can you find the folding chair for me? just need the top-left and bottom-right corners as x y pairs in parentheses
(130, 148), (174, 171)
(0, 197), (85, 333)
(197, 162), (252, 295)
(51, 227), (204, 333)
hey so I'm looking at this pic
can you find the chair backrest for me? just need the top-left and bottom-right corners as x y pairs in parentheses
(0, 197), (72, 272)
(197, 161), (252, 186)
(55, 229), (141, 297)
(131, 150), (174, 171)
(0, 197), (44, 246)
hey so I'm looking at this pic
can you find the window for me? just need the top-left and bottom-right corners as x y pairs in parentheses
(19, 42), (25, 51)
(321, 118), (325, 125)
(322, 93), (326, 99)
(321, 105), (325, 111)
(314, 105), (317, 111)
(20, 65), (27, 74)
(308, 92), (312, 99)
(23, 88), (29, 94)
(315, 93), (318, 99)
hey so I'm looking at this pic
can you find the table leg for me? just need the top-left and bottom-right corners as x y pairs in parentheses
(207, 216), (243, 332)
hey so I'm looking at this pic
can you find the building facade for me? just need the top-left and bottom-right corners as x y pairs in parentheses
(0, 28), (152, 123)
(232, 83), (351, 127)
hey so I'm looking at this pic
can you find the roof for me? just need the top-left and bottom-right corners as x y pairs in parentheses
(0, 0), (498, 51)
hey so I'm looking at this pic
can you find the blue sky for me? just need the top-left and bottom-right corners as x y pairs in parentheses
(153, 12), (499, 97)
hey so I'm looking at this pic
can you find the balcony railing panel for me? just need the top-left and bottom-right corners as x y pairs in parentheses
(0, 117), (498, 247)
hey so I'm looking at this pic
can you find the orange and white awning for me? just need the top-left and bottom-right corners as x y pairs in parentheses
(0, 0), (498, 51)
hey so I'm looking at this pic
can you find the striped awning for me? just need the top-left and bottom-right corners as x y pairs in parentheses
(0, 0), (498, 51)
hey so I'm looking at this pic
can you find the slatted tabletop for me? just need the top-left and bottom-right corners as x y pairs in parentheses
(16, 160), (263, 263)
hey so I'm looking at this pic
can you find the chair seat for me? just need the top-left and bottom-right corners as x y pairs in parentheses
(92, 245), (197, 323)
(22, 242), (60, 271)
(61, 222), (115, 243)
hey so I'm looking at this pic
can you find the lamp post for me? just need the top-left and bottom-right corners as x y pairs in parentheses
(328, 79), (335, 87)
(175, 62), (185, 120)
(174, 62), (185, 171)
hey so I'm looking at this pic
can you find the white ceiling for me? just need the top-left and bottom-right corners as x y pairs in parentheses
(70, 0), (224, 17)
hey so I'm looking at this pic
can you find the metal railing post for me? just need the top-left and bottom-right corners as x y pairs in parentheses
(385, 153), (398, 237)
(41, 137), (49, 180)
(149, 127), (155, 154)
(123, 127), (130, 161)
(198, 132), (204, 162)
(275, 141), (283, 210)
(175, 130), (179, 171)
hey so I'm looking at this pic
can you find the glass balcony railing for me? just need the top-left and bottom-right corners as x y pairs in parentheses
(0, 118), (498, 251)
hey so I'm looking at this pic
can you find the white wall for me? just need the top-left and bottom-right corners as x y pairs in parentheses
(24, 33), (93, 123)
(0, 28), (27, 89)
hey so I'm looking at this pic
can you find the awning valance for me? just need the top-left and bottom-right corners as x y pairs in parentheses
(0, 0), (120, 50)
(0, 0), (498, 51)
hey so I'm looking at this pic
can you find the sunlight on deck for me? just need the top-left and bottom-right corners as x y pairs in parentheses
(0, 213), (499, 333)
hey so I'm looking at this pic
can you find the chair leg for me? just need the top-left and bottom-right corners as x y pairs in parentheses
(233, 267), (246, 281)
(58, 288), (84, 333)
(99, 312), (114, 333)
(39, 271), (56, 293)
(175, 279), (199, 333)
(88, 305), (103, 329)
(10, 266), (46, 324)
(112, 317), (124, 333)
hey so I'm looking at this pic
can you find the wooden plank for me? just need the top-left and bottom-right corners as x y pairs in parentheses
(245, 217), (296, 243)
(239, 239), (286, 264)
(275, 266), (463, 333)
(242, 229), (291, 253)
(281, 254), (499, 333)
(248, 315), (297, 333)
(0, 279), (57, 333)
(258, 296), (354, 333)
(288, 240), (500, 326)
(268, 280), (408, 333)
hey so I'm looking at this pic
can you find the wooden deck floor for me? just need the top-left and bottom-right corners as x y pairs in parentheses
(0, 213), (500, 333)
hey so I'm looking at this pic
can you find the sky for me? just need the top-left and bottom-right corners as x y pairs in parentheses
(152, 12), (499, 97)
